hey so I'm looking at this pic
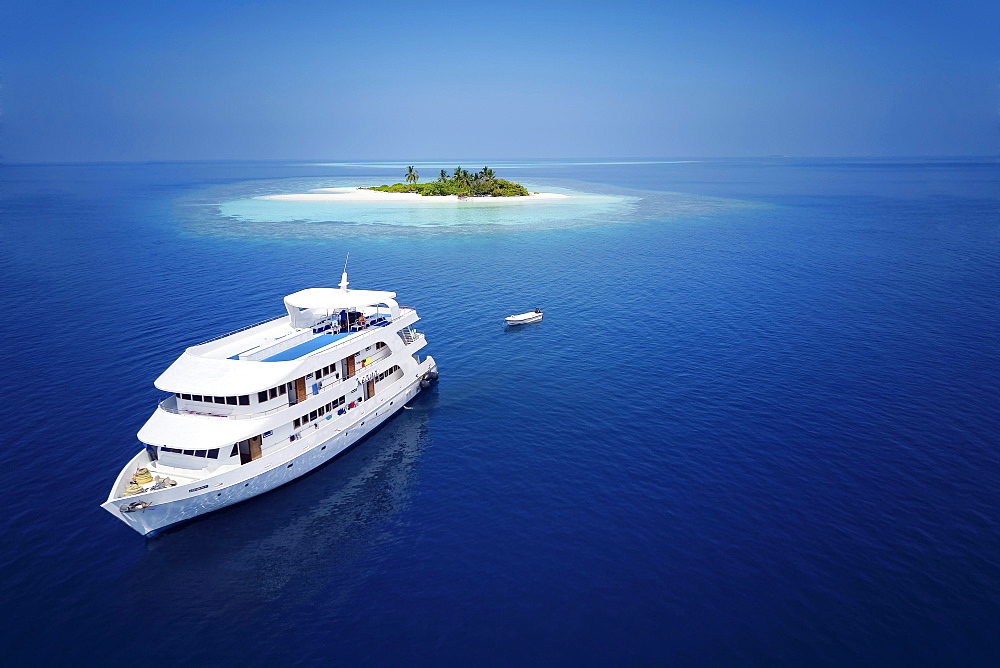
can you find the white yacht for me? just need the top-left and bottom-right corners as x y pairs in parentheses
(102, 271), (437, 536)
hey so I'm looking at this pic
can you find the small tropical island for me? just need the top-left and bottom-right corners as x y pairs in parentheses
(364, 166), (532, 197)
(256, 167), (570, 204)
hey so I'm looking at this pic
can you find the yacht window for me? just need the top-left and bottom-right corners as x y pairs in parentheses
(214, 396), (225, 404)
(310, 410), (317, 421)
(226, 396), (237, 405)
(263, 430), (273, 437)
(318, 406), (325, 416)
(183, 450), (195, 456)
(193, 395), (203, 402)
(208, 449), (219, 459)
(239, 395), (250, 405)
(163, 447), (181, 454)
(279, 385), (286, 396)
(258, 391), (268, 403)
(230, 444), (239, 457)
(269, 388), (277, 399)
(182, 393), (192, 400)
(195, 450), (207, 457)
(175, 393), (181, 398)
(294, 418), (301, 428)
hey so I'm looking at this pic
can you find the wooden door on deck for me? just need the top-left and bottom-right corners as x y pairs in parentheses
(345, 356), (356, 379)
(249, 435), (262, 461)
(366, 379), (375, 400)
(295, 377), (306, 402)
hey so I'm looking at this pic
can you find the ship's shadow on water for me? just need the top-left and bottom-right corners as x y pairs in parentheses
(121, 389), (438, 617)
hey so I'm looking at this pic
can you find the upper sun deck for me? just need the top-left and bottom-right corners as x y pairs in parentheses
(153, 282), (420, 395)
(189, 285), (404, 361)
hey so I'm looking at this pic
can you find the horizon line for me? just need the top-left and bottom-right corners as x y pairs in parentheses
(3, 155), (999, 167)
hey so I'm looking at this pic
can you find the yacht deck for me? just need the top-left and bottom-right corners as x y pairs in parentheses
(260, 332), (353, 361)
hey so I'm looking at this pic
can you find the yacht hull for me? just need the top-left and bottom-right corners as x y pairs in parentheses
(102, 372), (430, 536)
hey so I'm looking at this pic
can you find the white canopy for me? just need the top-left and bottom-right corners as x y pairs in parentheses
(284, 287), (400, 329)
(284, 287), (397, 311)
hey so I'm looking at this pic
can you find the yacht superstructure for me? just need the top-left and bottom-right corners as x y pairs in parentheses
(102, 272), (437, 535)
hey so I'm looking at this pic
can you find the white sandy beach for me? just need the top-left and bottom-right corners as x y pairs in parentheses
(258, 187), (571, 203)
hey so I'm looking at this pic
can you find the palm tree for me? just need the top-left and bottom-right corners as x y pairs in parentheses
(467, 168), (483, 196)
(482, 167), (495, 182)
(405, 166), (419, 186)
(451, 167), (470, 196)
(438, 169), (448, 183)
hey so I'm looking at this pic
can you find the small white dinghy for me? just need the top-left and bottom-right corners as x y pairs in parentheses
(505, 308), (543, 326)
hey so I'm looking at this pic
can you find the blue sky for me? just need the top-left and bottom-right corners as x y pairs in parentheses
(2, 0), (997, 162)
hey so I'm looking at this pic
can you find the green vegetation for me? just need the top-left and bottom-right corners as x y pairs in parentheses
(364, 166), (531, 197)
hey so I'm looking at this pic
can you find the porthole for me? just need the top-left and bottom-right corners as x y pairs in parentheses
(244, 483), (249, 487)
(287, 464), (293, 468)
(321, 446), (326, 450)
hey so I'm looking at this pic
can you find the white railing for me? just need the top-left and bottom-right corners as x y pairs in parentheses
(190, 307), (414, 351)
(240, 314), (403, 362)
(193, 314), (286, 346)
(159, 397), (287, 421)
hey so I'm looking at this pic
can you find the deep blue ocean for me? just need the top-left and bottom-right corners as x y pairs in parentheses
(1, 158), (998, 665)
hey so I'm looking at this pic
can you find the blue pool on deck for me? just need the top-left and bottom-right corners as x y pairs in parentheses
(261, 332), (352, 362)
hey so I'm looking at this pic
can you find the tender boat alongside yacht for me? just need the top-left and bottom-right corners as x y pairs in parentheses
(102, 270), (437, 535)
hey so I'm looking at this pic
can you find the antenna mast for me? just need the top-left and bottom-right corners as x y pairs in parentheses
(339, 253), (350, 291)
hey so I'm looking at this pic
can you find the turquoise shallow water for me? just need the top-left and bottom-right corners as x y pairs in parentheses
(1, 158), (998, 664)
(195, 171), (763, 239)
(220, 182), (635, 228)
